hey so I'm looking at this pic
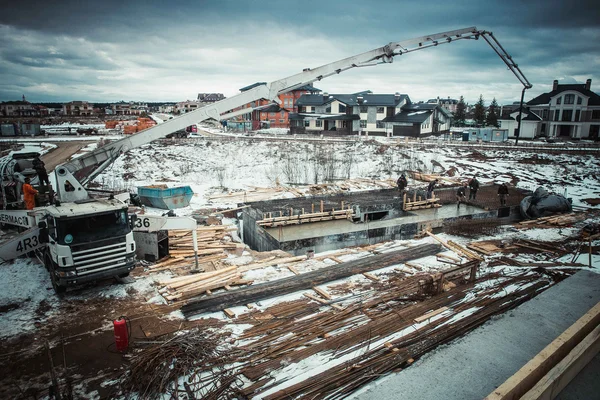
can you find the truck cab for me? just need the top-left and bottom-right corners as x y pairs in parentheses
(41, 198), (136, 293)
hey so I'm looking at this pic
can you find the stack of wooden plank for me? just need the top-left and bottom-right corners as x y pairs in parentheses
(158, 267), (253, 301)
(147, 226), (242, 273)
(257, 208), (355, 227)
(519, 212), (583, 227)
(403, 191), (441, 211)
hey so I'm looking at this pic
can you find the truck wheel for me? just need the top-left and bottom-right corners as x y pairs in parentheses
(117, 272), (130, 278)
(48, 260), (66, 295)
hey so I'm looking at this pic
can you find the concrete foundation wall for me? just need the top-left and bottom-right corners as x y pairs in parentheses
(242, 206), (282, 252)
(278, 207), (519, 256)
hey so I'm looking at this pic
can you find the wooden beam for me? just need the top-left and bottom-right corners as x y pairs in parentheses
(486, 302), (600, 400)
(414, 306), (449, 323)
(521, 324), (600, 400)
(313, 286), (332, 300)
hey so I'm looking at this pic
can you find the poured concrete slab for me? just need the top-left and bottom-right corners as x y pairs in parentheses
(349, 270), (600, 400)
(265, 204), (485, 242)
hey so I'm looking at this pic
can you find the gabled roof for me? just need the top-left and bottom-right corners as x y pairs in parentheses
(239, 82), (267, 92)
(382, 110), (432, 124)
(527, 83), (600, 106)
(293, 84), (321, 93)
(296, 93), (409, 107)
(256, 104), (288, 113)
(288, 113), (360, 121)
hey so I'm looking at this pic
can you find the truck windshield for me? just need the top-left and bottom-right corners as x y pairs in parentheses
(56, 210), (130, 245)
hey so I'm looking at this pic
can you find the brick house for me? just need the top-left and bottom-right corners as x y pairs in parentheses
(231, 83), (321, 130)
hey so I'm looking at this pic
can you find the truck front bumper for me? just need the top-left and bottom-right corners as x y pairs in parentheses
(54, 255), (136, 286)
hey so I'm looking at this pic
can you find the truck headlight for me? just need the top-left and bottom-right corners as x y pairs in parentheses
(57, 271), (77, 277)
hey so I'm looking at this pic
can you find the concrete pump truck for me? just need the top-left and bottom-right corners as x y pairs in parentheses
(0, 27), (531, 293)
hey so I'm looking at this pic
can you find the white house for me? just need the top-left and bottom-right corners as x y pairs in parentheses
(498, 108), (541, 139)
(526, 79), (600, 139)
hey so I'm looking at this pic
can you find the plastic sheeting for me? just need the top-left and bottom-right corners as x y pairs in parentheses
(520, 187), (572, 219)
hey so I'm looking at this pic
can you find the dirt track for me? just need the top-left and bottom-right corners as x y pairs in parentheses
(40, 141), (88, 172)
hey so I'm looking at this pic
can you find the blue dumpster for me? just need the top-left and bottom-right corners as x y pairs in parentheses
(137, 185), (194, 210)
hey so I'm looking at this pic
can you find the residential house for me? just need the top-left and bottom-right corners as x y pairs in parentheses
(197, 93), (225, 103)
(526, 79), (600, 139)
(427, 97), (459, 114)
(158, 104), (175, 113)
(291, 92), (409, 136)
(111, 102), (148, 115)
(230, 83), (321, 130)
(0, 100), (36, 116)
(62, 101), (94, 116)
(383, 102), (452, 136)
(497, 108), (542, 139)
(175, 100), (203, 114)
(290, 92), (451, 137)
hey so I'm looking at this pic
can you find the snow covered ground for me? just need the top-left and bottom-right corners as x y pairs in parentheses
(0, 123), (598, 398)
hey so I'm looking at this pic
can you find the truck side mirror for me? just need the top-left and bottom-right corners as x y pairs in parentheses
(38, 221), (49, 244)
(129, 214), (137, 230)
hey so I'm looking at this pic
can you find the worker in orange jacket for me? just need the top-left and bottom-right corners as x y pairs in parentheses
(23, 177), (38, 210)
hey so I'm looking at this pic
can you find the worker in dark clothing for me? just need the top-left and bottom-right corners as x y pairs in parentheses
(498, 183), (509, 206)
(32, 156), (50, 186)
(469, 176), (480, 200)
(397, 174), (408, 192)
(426, 179), (438, 200)
(456, 183), (467, 207)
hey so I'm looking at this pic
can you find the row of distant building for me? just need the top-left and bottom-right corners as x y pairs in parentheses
(2, 79), (599, 140)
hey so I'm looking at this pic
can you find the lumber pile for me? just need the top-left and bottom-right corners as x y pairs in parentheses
(426, 232), (483, 261)
(519, 212), (583, 227)
(257, 206), (355, 227)
(403, 192), (441, 211)
(148, 226), (242, 274)
(158, 267), (253, 301)
(181, 243), (441, 317)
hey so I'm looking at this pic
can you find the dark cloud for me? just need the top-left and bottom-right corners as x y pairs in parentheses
(0, 0), (598, 103)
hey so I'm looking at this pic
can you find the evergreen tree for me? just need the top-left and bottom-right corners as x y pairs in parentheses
(473, 94), (486, 127)
(453, 96), (467, 127)
(486, 97), (499, 127)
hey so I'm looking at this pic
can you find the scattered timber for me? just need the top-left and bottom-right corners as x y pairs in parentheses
(181, 243), (441, 317)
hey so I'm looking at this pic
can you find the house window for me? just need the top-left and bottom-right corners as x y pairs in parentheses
(270, 112), (275, 117)
(360, 106), (368, 113)
(376, 107), (384, 113)
(592, 110), (600, 120)
(279, 119), (284, 123)
(376, 120), (385, 129)
(542, 109), (549, 119)
(306, 106), (312, 112)
(280, 111), (284, 117)
(325, 106), (331, 113)
(341, 121), (347, 128)
(577, 96), (582, 105)
(339, 104), (346, 113)
(304, 120), (310, 127)
(554, 110), (560, 121)
(562, 109), (573, 122)
(270, 119), (275, 124)
(360, 120), (367, 128)
(564, 94), (575, 104)
(575, 110), (580, 122)
(556, 97), (561, 105)
(316, 120), (323, 127)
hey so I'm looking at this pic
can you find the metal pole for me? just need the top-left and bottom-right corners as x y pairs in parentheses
(515, 87), (527, 145)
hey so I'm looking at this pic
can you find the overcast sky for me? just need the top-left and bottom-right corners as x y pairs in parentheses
(1, 0), (599, 105)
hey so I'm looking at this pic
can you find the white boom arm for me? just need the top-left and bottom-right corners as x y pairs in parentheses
(54, 26), (531, 202)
